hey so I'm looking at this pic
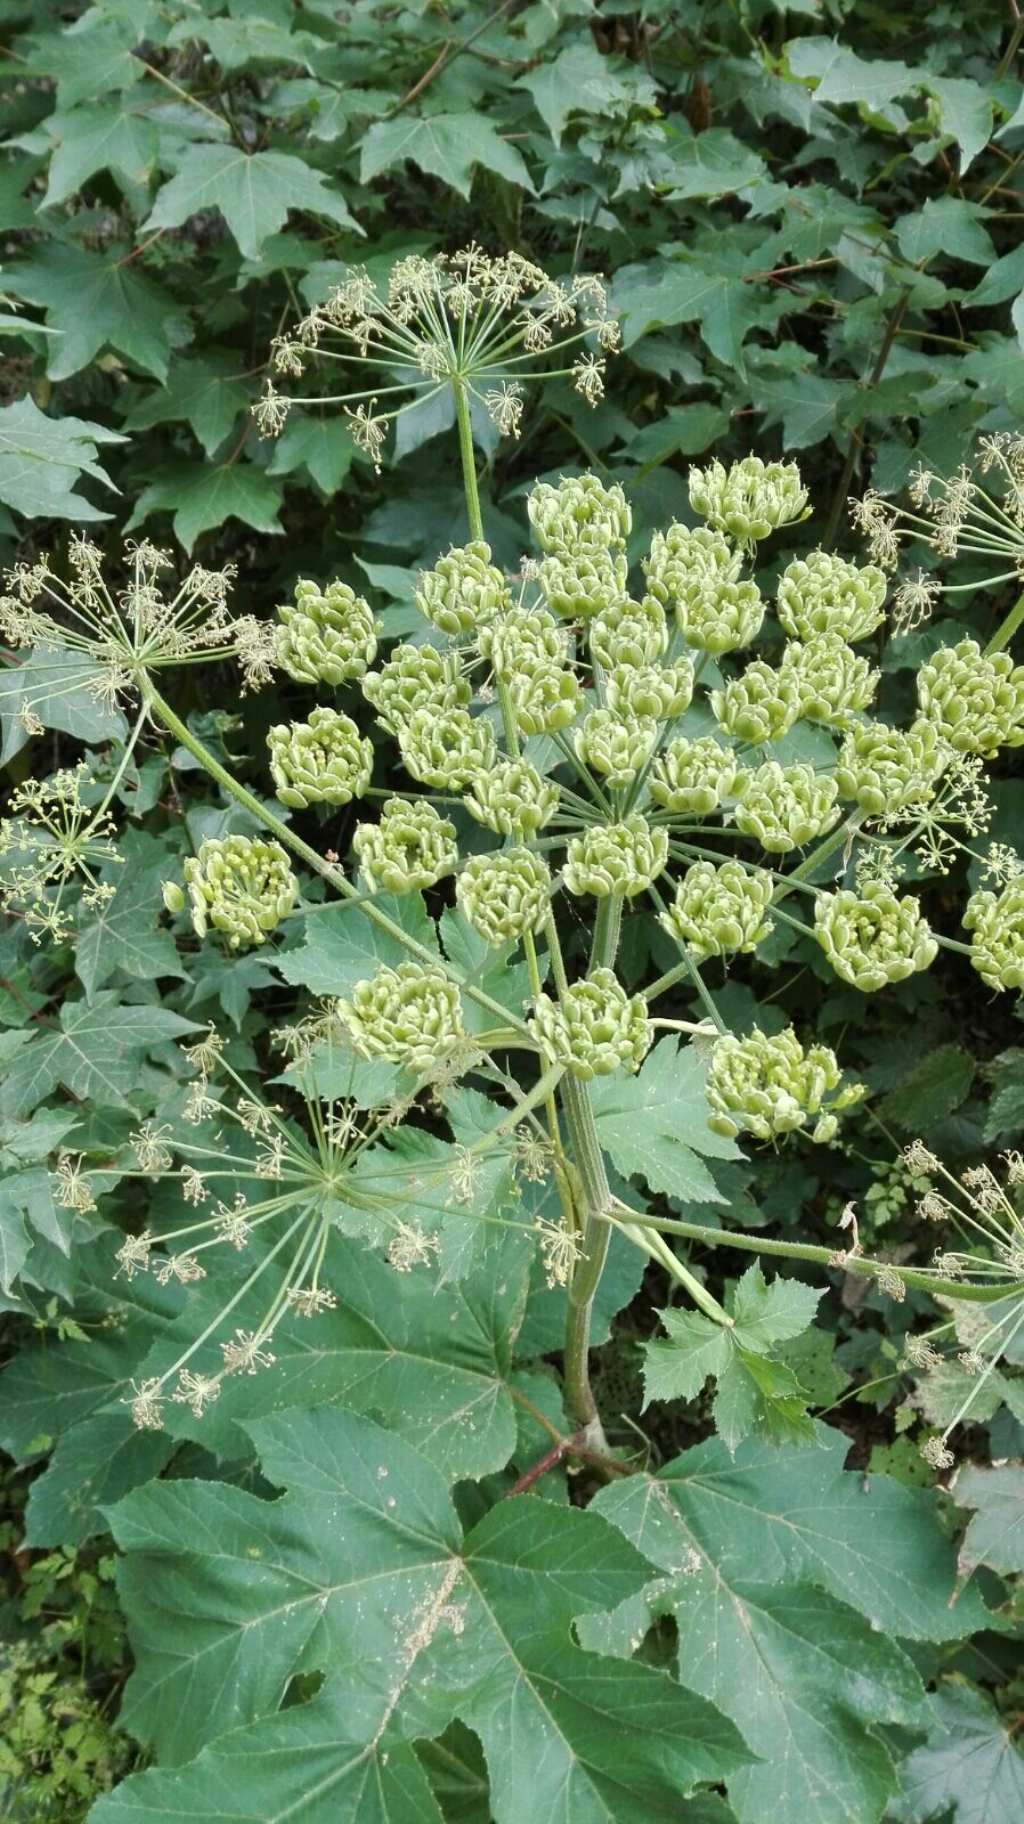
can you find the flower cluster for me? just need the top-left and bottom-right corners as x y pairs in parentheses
(339, 962), (466, 1073)
(183, 836), (297, 950)
(660, 860), (774, 961)
(276, 578), (378, 684)
(814, 884), (937, 992)
(707, 1027), (864, 1143)
(963, 879), (1024, 991)
(352, 798), (457, 894)
(532, 969), (651, 1079)
(0, 763), (121, 942)
(268, 708), (373, 808)
(457, 848), (551, 945)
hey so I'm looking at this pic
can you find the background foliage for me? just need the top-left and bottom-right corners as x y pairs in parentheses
(1, 1), (1024, 1819)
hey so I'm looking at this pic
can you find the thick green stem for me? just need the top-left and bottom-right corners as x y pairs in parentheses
(143, 680), (530, 1037)
(985, 587), (1024, 656)
(453, 380), (485, 541)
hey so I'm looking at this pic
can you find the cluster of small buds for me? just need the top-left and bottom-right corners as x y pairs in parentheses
(416, 541), (509, 636)
(689, 457), (810, 548)
(660, 860), (774, 961)
(352, 798), (458, 894)
(532, 967), (651, 1079)
(456, 848), (551, 945)
(814, 884), (938, 992)
(339, 962), (465, 1072)
(963, 878), (1024, 991)
(649, 736), (737, 815)
(398, 705), (496, 789)
(642, 523), (744, 622)
(707, 1025), (863, 1143)
(589, 595), (668, 669)
(267, 708), (373, 809)
(276, 578), (378, 684)
(711, 659), (801, 744)
(463, 758), (559, 838)
(482, 607), (581, 733)
(776, 551), (888, 643)
(564, 815), (668, 898)
(732, 761), (840, 853)
(834, 718), (947, 817)
(528, 475), (631, 555)
(780, 634), (879, 728)
(606, 658), (693, 721)
(182, 835), (297, 949)
(538, 547), (629, 621)
(362, 641), (469, 735)
(916, 639), (1024, 756)
(671, 576), (765, 657)
(574, 707), (658, 788)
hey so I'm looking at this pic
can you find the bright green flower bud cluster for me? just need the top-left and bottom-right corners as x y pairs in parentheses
(606, 659), (693, 722)
(528, 475), (631, 555)
(339, 962), (465, 1073)
(564, 814), (668, 898)
(672, 577), (765, 656)
(776, 551), (887, 643)
(267, 707), (372, 809)
(814, 884), (937, 992)
(363, 642), (469, 735)
(689, 457), (809, 546)
(532, 967), (651, 1079)
(184, 835), (296, 950)
(711, 659), (801, 744)
(398, 706), (496, 789)
(707, 1025), (862, 1143)
(464, 758), (559, 838)
(276, 578), (377, 685)
(416, 540), (508, 636)
(575, 707), (658, 787)
(781, 633), (878, 727)
(589, 596), (668, 669)
(963, 879), (1024, 991)
(352, 798), (457, 894)
(538, 548), (629, 621)
(835, 719), (946, 816)
(480, 608), (580, 734)
(733, 761), (840, 853)
(649, 736), (737, 815)
(916, 638), (1024, 755)
(456, 848), (551, 946)
(642, 523), (743, 616)
(660, 860), (774, 961)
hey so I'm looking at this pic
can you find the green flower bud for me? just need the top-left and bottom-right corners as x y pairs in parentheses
(564, 814), (668, 898)
(464, 759), (559, 838)
(672, 577), (765, 656)
(532, 966), (651, 1079)
(642, 523), (744, 622)
(267, 707), (373, 809)
(456, 848), (552, 945)
(660, 860), (774, 961)
(538, 548), (629, 621)
(575, 707), (659, 788)
(777, 550), (887, 643)
(707, 1025), (863, 1143)
(689, 457), (810, 546)
(589, 596), (668, 670)
(606, 659), (694, 722)
(963, 879), (1024, 991)
(276, 578), (378, 685)
(711, 660), (801, 744)
(352, 798), (457, 895)
(339, 962), (465, 1073)
(835, 718), (946, 816)
(649, 735), (738, 815)
(509, 664), (582, 736)
(480, 608), (569, 680)
(162, 880), (185, 914)
(398, 706), (496, 789)
(733, 761), (840, 854)
(781, 633), (879, 727)
(362, 642), (470, 735)
(528, 475), (631, 555)
(814, 884), (937, 992)
(184, 836), (296, 950)
(416, 541), (508, 637)
(917, 638), (1024, 755)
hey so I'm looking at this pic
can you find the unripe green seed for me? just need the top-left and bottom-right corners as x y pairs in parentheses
(834, 718), (946, 816)
(711, 660), (801, 744)
(917, 638), (1024, 756)
(777, 550), (887, 643)
(464, 759), (559, 838)
(528, 474), (632, 555)
(606, 659), (694, 722)
(538, 548), (629, 621)
(963, 878), (1024, 991)
(707, 1025), (863, 1142)
(672, 577), (765, 656)
(781, 633), (878, 727)
(362, 642), (470, 736)
(649, 736), (737, 815)
(689, 456), (809, 546)
(398, 705), (496, 789)
(589, 596), (668, 670)
(575, 707), (659, 788)
(733, 761), (840, 853)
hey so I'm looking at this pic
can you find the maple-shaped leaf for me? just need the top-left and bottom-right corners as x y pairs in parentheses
(125, 461), (283, 551)
(360, 113), (536, 200)
(643, 1265), (822, 1451)
(590, 1036), (739, 1203)
(144, 145), (360, 260)
(6, 243), (191, 381)
(101, 1407), (750, 1818)
(123, 354), (251, 458)
(41, 102), (158, 206)
(0, 396), (125, 519)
